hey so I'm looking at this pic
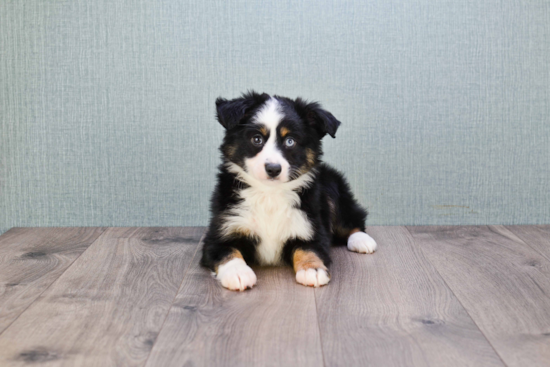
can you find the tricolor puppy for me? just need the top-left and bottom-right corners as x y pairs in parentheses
(201, 91), (377, 291)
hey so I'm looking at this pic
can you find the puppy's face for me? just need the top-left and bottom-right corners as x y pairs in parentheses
(216, 92), (341, 184)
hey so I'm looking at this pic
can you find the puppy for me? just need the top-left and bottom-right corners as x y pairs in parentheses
(201, 91), (377, 291)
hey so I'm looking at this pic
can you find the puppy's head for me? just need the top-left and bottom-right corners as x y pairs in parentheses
(216, 91), (341, 184)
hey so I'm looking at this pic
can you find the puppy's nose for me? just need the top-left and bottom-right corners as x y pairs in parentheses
(265, 163), (282, 178)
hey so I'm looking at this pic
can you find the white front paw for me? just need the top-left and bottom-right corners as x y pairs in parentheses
(347, 232), (377, 254)
(296, 268), (330, 287)
(217, 258), (257, 291)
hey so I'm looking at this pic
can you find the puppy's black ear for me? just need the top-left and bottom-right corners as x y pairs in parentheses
(216, 91), (270, 130)
(294, 98), (341, 138)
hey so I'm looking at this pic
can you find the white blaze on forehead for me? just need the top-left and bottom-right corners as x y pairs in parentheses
(245, 98), (290, 182)
(254, 98), (283, 132)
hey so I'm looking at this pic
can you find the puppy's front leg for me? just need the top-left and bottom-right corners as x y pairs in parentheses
(293, 248), (331, 288)
(215, 249), (257, 291)
(201, 232), (258, 291)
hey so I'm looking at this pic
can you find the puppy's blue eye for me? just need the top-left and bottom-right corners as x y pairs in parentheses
(252, 135), (264, 146)
(284, 137), (295, 148)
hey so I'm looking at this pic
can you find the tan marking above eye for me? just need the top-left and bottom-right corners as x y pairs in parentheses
(259, 126), (268, 136)
(280, 127), (290, 137)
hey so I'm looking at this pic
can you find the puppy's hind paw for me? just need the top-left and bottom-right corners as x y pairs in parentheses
(347, 232), (377, 254)
(296, 268), (330, 288)
(217, 258), (257, 291)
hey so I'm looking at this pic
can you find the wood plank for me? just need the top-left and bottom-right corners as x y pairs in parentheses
(506, 225), (550, 262)
(146, 242), (324, 367)
(0, 227), (106, 334)
(315, 226), (504, 367)
(408, 225), (550, 367)
(0, 227), (205, 366)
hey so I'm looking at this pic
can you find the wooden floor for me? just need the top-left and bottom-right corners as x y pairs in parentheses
(0, 226), (549, 366)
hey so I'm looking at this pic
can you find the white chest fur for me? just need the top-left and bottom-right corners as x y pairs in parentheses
(220, 184), (314, 265)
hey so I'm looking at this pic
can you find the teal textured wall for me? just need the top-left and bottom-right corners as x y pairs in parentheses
(1, 0), (549, 234)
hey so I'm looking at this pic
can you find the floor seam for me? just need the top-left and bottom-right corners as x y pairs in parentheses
(314, 286), (328, 367)
(503, 225), (550, 264)
(0, 227), (109, 337)
(141, 230), (205, 367)
(403, 225), (510, 367)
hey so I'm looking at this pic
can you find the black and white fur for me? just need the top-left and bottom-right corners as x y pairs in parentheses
(201, 91), (377, 291)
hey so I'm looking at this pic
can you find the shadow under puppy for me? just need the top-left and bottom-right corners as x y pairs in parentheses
(201, 91), (377, 291)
